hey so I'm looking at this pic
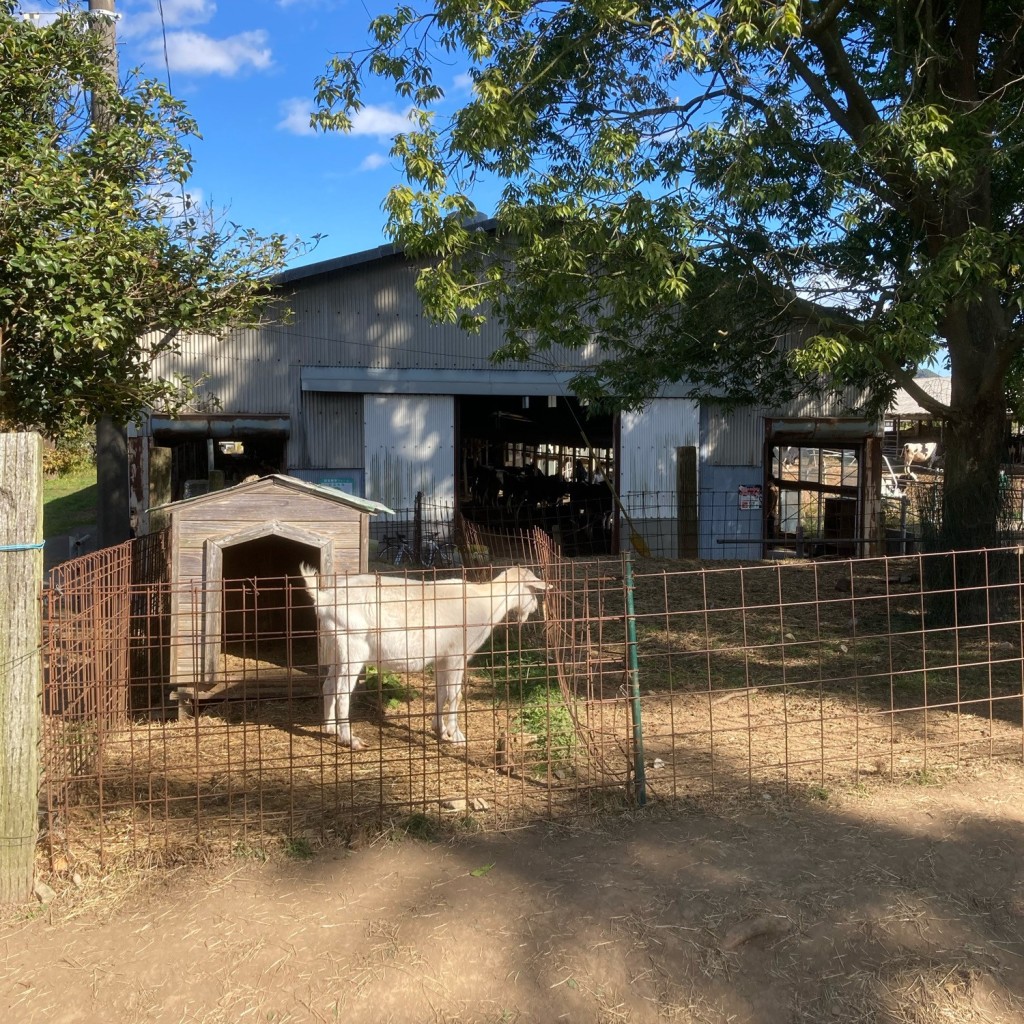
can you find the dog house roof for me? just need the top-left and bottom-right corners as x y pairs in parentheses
(151, 473), (394, 517)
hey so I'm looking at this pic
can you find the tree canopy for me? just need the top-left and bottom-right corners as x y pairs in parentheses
(316, 0), (1024, 545)
(0, 2), (298, 434)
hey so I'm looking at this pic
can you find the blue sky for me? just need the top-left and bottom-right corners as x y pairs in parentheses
(26, 0), (476, 268)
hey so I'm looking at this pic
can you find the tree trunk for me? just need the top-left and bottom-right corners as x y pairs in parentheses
(923, 362), (1010, 626)
(939, 396), (1005, 551)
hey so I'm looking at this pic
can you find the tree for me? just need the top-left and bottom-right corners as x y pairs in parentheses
(0, 2), (299, 436)
(316, 0), (1024, 550)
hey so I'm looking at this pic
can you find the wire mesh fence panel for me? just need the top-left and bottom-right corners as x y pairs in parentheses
(42, 538), (137, 814)
(40, 532), (1024, 873)
(42, 536), (627, 871)
(626, 547), (1024, 801)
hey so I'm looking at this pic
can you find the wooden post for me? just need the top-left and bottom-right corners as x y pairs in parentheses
(0, 433), (43, 903)
(676, 446), (698, 559)
(88, 1), (132, 548)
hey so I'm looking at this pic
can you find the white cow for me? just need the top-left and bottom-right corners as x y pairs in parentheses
(902, 442), (938, 477)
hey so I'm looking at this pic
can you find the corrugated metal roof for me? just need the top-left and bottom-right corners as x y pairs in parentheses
(151, 473), (393, 516)
(890, 376), (951, 417)
(271, 218), (498, 286)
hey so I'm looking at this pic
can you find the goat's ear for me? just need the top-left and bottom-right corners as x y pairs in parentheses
(527, 580), (551, 593)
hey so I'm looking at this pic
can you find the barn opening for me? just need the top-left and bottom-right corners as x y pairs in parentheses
(765, 428), (865, 558)
(457, 394), (616, 556)
(221, 535), (321, 677)
(149, 415), (289, 505)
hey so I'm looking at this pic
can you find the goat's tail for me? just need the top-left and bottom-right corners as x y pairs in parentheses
(298, 561), (320, 599)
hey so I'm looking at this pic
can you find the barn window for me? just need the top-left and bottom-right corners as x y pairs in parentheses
(766, 441), (863, 557)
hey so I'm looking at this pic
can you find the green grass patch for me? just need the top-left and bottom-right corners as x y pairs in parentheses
(283, 837), (315, 860)
(43, 464), (97, 537)
(366, 665), (420, 711)
(399, 812), (440, 840)
(482, 640), (577, 777)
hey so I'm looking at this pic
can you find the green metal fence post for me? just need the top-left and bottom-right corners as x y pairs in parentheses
(623, 553), (647, 806)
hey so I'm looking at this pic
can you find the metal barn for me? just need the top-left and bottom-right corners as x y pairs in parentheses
(132, 242), (884, 560)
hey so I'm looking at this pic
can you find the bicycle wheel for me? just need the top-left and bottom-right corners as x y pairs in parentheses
(393, 544), (412, 567)
(437, 542), (459, 567)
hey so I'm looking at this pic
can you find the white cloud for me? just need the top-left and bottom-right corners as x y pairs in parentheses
(349, 104), (413, 138)
(120, 0), (216, 40)
(277, 98), (316, 136)
(453, 72), (474, 92)
(146, 29), (272, 77)
(278, 100), (412, 139)
(359, 153), (389, 171)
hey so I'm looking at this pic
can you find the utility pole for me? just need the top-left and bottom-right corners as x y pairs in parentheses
(89, 0), (132, 547)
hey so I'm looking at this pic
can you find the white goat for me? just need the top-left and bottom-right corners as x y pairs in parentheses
(902, 441), (938, 477)
(299, 564), (548, 750)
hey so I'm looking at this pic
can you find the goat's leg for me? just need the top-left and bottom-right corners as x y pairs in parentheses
(432, 666), (447, 741)
(432, 658), (467, 744)
(322, 667), (366, 750)
(322, 635), (368, 750)
(444, 666), (467, 743)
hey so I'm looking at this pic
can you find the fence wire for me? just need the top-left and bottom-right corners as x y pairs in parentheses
(39, 531), (1024, 873)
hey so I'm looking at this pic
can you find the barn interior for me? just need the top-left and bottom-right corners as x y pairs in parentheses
(457, 395), (617, 555)
(168, 436), (286, 500)
(148, 415), (289, 505)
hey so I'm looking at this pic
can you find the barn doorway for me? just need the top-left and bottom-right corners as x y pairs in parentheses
(457, 394), (617, 555)
(765, 431), (866, 557)
(148, 414), (289, 506)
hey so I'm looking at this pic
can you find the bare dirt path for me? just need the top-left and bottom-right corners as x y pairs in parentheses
(4, 765), (1024, 1024)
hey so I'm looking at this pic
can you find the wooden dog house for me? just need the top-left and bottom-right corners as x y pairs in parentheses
(147, 474), (391, 698)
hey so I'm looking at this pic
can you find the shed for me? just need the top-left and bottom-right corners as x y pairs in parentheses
(148, 474), (391, 695)
(885, 375), (951, 453)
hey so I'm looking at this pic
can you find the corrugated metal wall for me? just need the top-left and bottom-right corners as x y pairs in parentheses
(702, 385), (878, 468)
(147, 317), (293, 416)
(298, 392), (364, 468)
(273, 257), (596, 374)
(363, 395), (455, 510)
(701, 405), (765, 468)
(620, 398), (700, 501)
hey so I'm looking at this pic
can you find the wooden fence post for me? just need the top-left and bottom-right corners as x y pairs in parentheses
(676, 446), (699, 559)
(0, 433), (43, 903)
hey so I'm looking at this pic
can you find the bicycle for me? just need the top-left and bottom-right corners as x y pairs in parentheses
(375, 532), (414, 566)
(420, 531), (459, 569)
(375, 531), (459, 568)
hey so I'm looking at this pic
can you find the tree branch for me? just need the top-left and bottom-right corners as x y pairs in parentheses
(990, 9), (1024, 96)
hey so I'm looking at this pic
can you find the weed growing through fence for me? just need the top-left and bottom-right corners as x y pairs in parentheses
(399, 812), (440, 841)
(480, 631), (577, 778)
(232, 841), (269, 862)
(366, 665), (421, 711)
(283, 837), (315, 860)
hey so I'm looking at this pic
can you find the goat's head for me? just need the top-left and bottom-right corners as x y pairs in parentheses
(497, 567), (550, 622)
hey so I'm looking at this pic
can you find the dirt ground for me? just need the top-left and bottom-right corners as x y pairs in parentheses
(4, 763), (1024, 1024)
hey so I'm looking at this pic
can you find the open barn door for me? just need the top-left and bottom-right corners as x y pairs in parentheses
(765, 420), (880, 558)
(456, 394), (616, 556)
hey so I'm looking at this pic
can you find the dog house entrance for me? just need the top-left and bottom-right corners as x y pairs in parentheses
(203, 523), (334, 686)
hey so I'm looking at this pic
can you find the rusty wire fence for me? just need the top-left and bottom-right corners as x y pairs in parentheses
(40, 534), (1024, 872)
